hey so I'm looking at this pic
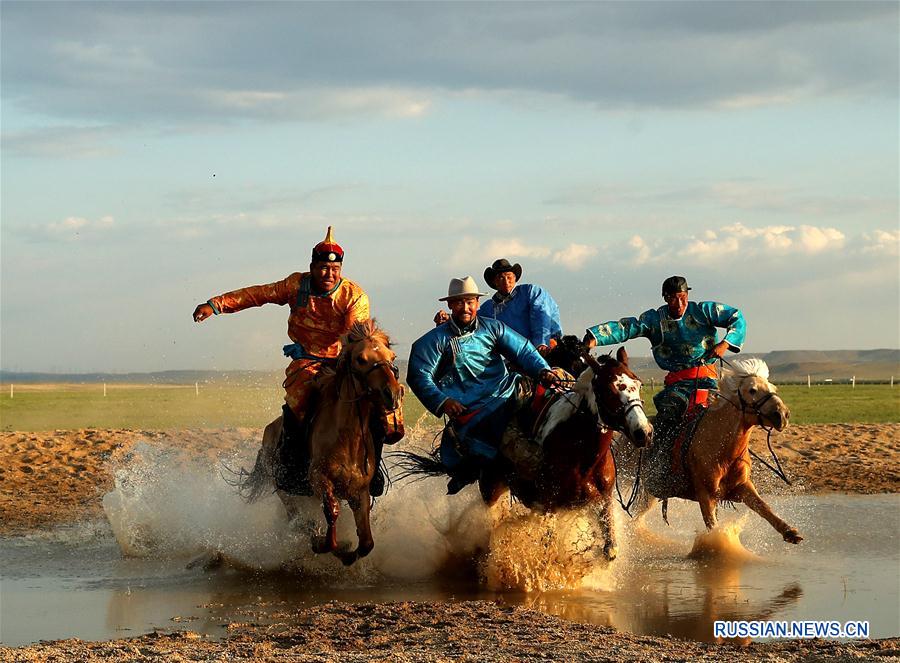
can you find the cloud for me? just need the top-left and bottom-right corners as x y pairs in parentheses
(552, 243), (598, 270)
(42, 215), (116, 241)
(627, 223), (856, 265)
(2, 2), (895, 127)
(796, 225), (845, 253)
(862, 230), (900, 256)
(1, 126), (122, 158)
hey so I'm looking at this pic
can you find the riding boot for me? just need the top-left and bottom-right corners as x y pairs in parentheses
(275, 403), (313, 496)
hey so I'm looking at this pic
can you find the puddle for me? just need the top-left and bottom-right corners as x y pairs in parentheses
(1, 494), (897, 646)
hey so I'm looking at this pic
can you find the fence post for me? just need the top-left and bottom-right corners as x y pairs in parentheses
(807, 374), (811, 388)
(195, 381), (200, 396)
(851, 376), (856, 389)
(9, 384), (13, 399)
(892, 376), (894, 388)
(103, 383), (107, 397)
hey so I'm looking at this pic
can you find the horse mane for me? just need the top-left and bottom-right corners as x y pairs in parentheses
(343, 319), (391, 348)
(315, 319), (392, 394)
(720, 357), (772, 395)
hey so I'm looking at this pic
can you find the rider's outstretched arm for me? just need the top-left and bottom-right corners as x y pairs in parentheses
(585, 310), (655, 348)
(206, 273), (300, 316)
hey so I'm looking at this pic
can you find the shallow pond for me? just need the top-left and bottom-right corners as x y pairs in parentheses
(2, 493), (897, 646)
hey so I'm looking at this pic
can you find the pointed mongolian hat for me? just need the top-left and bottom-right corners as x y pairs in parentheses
(312, 226), (344, 263)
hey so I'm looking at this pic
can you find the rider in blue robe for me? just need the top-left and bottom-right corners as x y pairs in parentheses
(479, 259), (562, 350)
(408, 276), (551, 493)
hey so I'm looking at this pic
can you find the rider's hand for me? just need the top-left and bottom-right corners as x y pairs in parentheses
(539, 369), (560, 389)
(433, 310), (450, 326)
(582, 333), (597, 349)
(711, 340), (729, 359)
(537, 344), (550, 357)
(193, 303), (214, 322)
(441, 398), (466, 418)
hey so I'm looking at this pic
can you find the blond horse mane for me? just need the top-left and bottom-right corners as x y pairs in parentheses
(719, 357), (773, 396)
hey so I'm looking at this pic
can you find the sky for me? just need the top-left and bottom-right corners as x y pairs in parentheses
(1, 1), (898, 373)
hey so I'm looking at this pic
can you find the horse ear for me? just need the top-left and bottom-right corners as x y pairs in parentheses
(616, 346), (628, 365)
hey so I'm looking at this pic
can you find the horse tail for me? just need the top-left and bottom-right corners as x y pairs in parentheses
(222, 417), (281, 503)
(389, 449), (448, 483)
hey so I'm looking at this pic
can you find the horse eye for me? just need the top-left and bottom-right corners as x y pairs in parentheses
(749, 387), (757, 394)
(356, 356), (367, 365)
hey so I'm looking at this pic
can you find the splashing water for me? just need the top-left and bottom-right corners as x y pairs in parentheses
(687, 513), (759, 563)
(102, 425), (625, 591)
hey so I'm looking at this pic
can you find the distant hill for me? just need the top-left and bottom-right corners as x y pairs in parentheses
(2, 349), (897, 385)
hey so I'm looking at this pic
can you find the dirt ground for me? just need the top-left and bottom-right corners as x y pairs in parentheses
(2, 424), (898, 661)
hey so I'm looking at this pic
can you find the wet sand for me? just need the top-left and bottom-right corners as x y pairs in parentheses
(2, 425), (898, 660)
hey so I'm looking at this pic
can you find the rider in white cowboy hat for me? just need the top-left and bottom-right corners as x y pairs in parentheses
(407, 276), (558, 493)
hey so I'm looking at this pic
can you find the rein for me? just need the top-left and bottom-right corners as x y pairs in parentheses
(714, 374), (792, 486)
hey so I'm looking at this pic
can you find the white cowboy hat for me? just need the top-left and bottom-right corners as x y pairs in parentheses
(438, 276), (488, 301)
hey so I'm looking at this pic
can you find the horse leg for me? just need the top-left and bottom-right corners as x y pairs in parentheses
(479, 462), (509, 507)
(335, 492), (374, 566)
(596, 495), (618, 561)
(311, 484), (340, 554)
(735, 482), (803, 544)
(695, 485), (718, 531)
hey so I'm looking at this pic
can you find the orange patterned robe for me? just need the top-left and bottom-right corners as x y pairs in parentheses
(208, 273), (403, 438)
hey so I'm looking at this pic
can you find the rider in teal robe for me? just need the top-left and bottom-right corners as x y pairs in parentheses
(585, 276), (746, 435)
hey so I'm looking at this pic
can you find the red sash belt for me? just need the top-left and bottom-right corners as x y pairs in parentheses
(664, 364), (717, 386)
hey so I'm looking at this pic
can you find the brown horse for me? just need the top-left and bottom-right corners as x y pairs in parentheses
(633, 357), (801, 544)
(487, 346), (653, 561)
(400, 345), (653, 562)
(240, 320), (403, 565)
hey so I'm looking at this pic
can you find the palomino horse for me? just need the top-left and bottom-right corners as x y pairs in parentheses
(634, 357), (801, 544)
(240, 320), (403, 565)
(399, 345), (653, 562)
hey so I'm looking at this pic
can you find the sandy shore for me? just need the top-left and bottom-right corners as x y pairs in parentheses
(2, 424), (897, 536)
(3, 601), (898, 662)
(2, 424), (898, 660)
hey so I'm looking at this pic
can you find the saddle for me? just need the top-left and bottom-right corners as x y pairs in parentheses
(645, 394), (710, 500)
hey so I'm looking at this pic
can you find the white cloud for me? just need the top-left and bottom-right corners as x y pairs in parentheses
(680, 235), (741, 259)
(628, 235), (653, 265)
(796, 225), (845, 253)
(552, 243), (598, 270)
(45, 215), (115, 240)
(482, 238), (551, 260)
(862, 230), (900, 256)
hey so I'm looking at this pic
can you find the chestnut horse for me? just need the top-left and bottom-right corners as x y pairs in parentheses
(240, 320), (403, 565)
(633, 357), (801, 544)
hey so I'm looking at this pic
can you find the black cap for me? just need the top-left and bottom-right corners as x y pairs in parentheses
(662, 275), (691, 296)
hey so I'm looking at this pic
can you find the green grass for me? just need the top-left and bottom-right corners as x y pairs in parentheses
(0, 383), (896, 432)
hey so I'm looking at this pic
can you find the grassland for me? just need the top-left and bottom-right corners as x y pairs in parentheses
(0, 382), (896, 431)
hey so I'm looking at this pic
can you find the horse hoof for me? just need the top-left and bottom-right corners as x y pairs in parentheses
(311, 536), (333, 554)
(783, 529), (803, 544)
(603, 545), (618, 562)
(336, 550), (359, 566)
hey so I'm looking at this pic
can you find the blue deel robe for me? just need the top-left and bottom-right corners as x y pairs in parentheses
(407, 316), (549, 468)
(479, 283), (562, 348)
(586, 301), (745, 373)
(586, 300), (746, 413)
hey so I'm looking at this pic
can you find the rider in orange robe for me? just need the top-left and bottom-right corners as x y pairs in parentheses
(192, 227), (404, 494)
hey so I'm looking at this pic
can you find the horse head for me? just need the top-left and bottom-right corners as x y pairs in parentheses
(545, 335), (589, 378)
(580, 346), (653, 448)
(341, 320), (404, 411)
(722, 359), (790, 431)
